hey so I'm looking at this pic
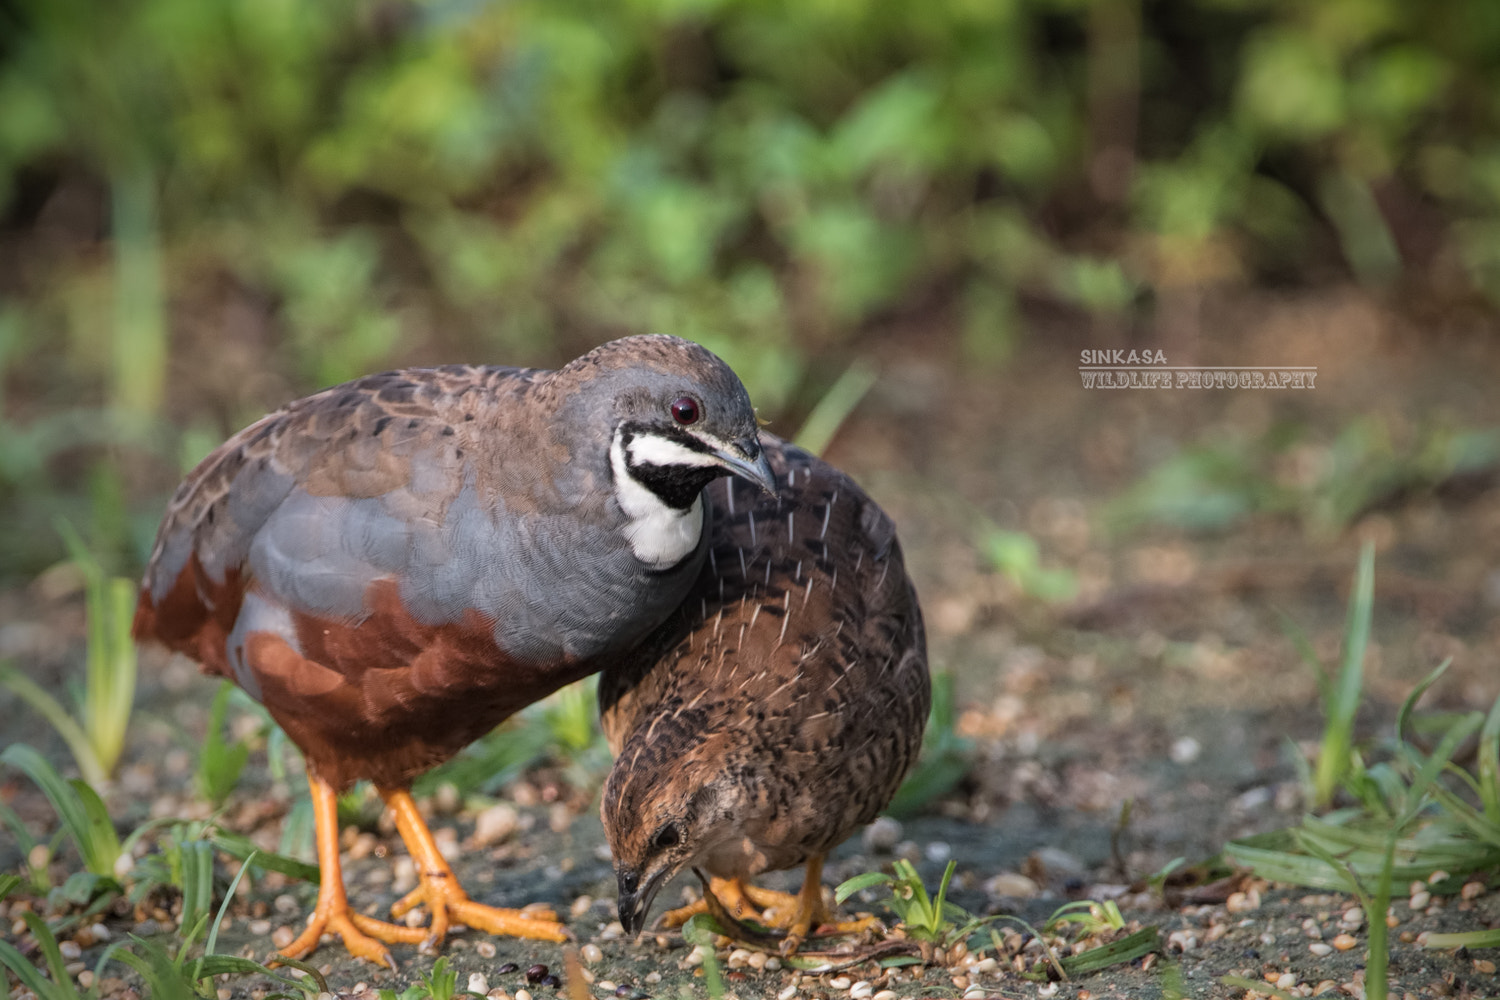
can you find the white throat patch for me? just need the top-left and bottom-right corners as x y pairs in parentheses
(610, 428), (708, 568)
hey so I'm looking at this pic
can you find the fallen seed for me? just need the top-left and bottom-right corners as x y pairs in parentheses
(850, 980), (873, 999)
(571, 895), (594, 919)
(248, 919), (272, 936)
(644, 972), (662, 984)
(274, 894), (299, 915)
(78, 971), (95, 989)
(515, 991), (533, 1000)
(778, 986), (799, 1000)
(829, 976), (852, 990)
(873, 992), (898, 1000)
(764, 957), (781, 971)
(727, 949), (751, 969)
(597, 982), (617, 993)
(1342, 908), (1363, 926)
(539, 974), (561, 988)
(525, 964), (548, 984)
(581, 943), (603, 964)
(468, 974), (489, 994)
(1409, 891), (1431, 910)
(1309, 943), (1334, 957)
(1332, 934), (1358, 951)
(271, 926), (295, 949)
(1474, 959), (1496, 975)
(1461, 882), (1485, 901)
(476, 940), (496, 959)
(486, 990), (510, 1000)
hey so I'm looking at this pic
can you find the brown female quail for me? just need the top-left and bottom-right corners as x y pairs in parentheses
(600, 433), (929, 953)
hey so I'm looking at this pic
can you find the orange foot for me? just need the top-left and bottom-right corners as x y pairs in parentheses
(659, 859), (879, 955)
(277, 775), (425, 969)
(382, 788), (570, 953)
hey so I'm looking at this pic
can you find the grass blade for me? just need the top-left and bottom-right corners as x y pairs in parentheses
(1313, 541), (1374, 807)
(793, 359), (878, 457)
(0, 667), (105, 787)
(1058, 926), (1160, 976)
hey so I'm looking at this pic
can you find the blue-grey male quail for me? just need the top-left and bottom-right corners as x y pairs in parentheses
(131, 335), (775, 967)
(600, 434), (929, 954)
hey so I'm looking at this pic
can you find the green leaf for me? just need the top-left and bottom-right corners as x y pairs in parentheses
(834, 871), (894, 905)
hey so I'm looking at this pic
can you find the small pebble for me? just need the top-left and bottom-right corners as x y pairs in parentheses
(1170, 736), (1201, 764)
(829, 976), (852, 990)
(581, 943), (603, 964)
(274, 894), (299, 915)
(1309, 943), (1334, 957)
(873, 992), (898, 1000)
(1461, 881), (1485, 901)
(727, 948), (752, 969)
(972, 957), (998, 973)
(1332, 934), (1358, 951)
(963, 988), (986, 1000)
(248, 919), (272, 936)
(571, 895), (595, 919)
(764, 957), (781, 971)
(78, 971), (95, 989)
(515, 991), (533, 1000)
(1474, 959), (1497, 975)
(486, 991), (511, 1000)
(644, 971), (661, 984)
(983, 872), (1040, 899)
(1276, 973), (1297, 990)
(1341, 907), (1364, 926)
(525, 964), (549, 984)
(597, 982), (618, 993)
(1409, 891), (1431, 910)
(468, 973), (489, 994)
(271, 926), (295, 949)
(925, 840), (952, 863)
(476, 940), (497, 959)
(88, 923), (110, 942)
(58, 940), (82, 960)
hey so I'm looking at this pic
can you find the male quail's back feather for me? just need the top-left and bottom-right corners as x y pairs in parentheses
(601, 433), (929, 879)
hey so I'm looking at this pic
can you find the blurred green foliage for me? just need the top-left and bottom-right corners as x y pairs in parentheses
(1, 0), (1499, 575)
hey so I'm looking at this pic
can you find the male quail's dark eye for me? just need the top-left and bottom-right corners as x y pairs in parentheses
(670, 397), (700, 425)
(650, 823), (681, 852)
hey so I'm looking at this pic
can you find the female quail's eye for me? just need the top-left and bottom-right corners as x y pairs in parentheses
(670, 397), (700, 425)
(650, 823), (681, 852)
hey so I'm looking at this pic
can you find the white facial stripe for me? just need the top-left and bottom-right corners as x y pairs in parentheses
(626, 432), (722, 469)
(611, 428), (706, 568)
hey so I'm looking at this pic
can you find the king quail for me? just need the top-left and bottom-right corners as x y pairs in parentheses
(132, 335), (776, 967)
(600, 433), (929, 954)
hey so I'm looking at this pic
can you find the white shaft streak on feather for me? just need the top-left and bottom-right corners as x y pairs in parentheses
(787, 510), (795, 539)
(802, 577), (815, 609)
(747, 511), (757, 546)
(737, 547), (748, 579)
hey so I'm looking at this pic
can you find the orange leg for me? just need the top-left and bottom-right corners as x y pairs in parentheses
(276, 775), (426, 969)
(778, 855), (879, 955)
(380, 788), (569, 953)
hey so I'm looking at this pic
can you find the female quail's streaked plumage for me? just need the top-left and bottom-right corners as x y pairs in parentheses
(131, 335), (776, 967)
(600, 433), (929, 950)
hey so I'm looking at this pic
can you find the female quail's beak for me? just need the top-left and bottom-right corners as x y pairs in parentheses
(616, 865), (668, 937)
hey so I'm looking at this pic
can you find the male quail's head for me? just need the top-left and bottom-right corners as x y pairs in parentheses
(558, 336), (776, 567)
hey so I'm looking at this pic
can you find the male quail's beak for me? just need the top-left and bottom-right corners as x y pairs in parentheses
(712, 435), (777, 496)
(616, 865), (667, 938)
